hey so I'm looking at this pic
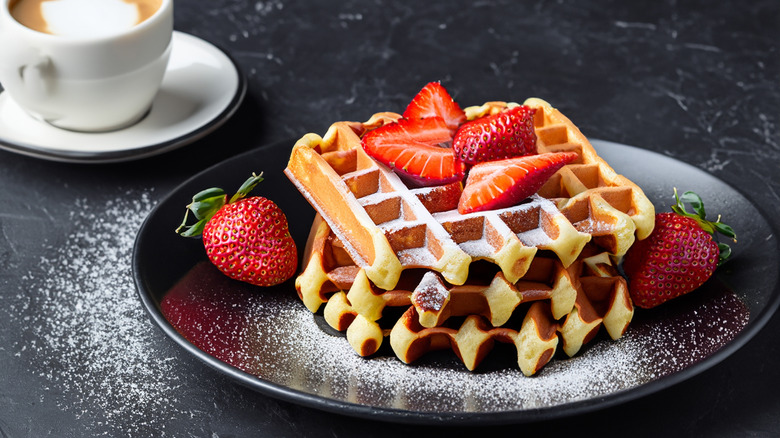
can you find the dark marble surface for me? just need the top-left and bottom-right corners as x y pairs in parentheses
(1, 0), (779, 436)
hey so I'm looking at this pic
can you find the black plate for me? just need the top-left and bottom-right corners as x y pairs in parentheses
(132, 138), (780, 424)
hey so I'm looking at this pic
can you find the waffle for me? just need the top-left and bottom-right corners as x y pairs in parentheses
(285, 105), (619, 295)
(286, 98), (650, 374)
(299, 217), (632, 375)
(299, 214), (577, 324)
(286, 99), (652, 294)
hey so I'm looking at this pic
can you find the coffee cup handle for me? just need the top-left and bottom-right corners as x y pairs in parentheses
(17, 53), (53, 101)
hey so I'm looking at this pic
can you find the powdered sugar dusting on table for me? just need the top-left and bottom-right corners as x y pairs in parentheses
(13, 191), (191, 435)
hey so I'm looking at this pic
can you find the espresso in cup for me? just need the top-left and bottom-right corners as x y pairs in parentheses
(9, 0), (162, 37)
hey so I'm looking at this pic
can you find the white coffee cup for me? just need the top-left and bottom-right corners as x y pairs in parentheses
(0, 0), (173, 132)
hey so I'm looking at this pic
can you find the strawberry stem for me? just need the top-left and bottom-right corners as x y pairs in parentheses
(671, 187), (737, 265)
(229, 172), (264, 203)
(176, 172), (264, 238)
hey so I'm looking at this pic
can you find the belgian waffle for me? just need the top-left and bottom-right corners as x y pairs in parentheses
(285, 102), (630, 294)
(299, 217), (632, 375)
(286, 98), (650, 374)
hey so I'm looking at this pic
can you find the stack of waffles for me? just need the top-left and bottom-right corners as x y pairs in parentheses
(285, 98), (654, 375)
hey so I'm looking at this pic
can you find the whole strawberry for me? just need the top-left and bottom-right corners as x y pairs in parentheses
(622, 189), (736, 309)
(452, 105), (537, 165)
(176, 173), (297, 287)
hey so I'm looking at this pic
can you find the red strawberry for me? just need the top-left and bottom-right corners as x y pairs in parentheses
(452, 105), (537, 165)
(176, 173), (298, 287)
(403, 82), (466, 132)
(362, 116), (465, 187)
(458, 152), (577, 214)
(622, 189), (736, 309)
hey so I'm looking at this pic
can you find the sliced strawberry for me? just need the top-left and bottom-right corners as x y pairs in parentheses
(458, 152), (578, 214)
(453, 105), (537, 165)
(403, 82), (466, 133)
(362, 116), (465, 187)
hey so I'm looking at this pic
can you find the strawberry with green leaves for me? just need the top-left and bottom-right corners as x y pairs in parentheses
(622, 189), (736, 309)
(177, 173), (298, 287)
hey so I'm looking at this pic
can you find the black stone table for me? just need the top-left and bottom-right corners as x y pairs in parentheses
(1, 1), (778, 436)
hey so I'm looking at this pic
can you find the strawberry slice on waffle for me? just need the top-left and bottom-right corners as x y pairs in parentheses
(458, 152), (579, 214)
(362, 116), (465, 187)
(453, 105), (537, 165)
(403, 81), (466, 132)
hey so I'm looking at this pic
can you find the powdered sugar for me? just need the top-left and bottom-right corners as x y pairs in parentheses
(172, 266), (749, 414)
(12, 190), (195, 435)
(458, 239), (497, 258)
(246, 296), (644, 411)
(411, 271), (449, 312)
(516, 228), (552, 247)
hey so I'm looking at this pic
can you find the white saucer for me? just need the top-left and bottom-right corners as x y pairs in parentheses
(0, 31), (246, 163)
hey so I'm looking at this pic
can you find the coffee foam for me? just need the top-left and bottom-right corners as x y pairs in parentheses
(41, 0), (142, 38)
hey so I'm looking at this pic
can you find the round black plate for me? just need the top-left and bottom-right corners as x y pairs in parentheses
(132, 138), (780, 424)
